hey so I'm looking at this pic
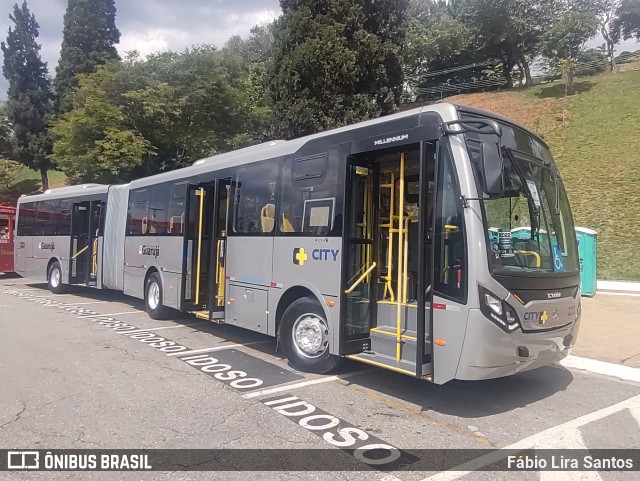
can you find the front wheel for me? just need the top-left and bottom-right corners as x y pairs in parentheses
(48, 261), (66, 294)
(145, 273), (169, 320)
(280, 297), (341, 374)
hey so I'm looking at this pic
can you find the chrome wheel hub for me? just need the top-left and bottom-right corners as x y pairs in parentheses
(50, 268), (60, 288)
(292, 314), (329, 358)
(148, 282), (160, 310)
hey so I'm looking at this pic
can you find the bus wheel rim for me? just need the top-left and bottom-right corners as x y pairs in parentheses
(292, 314), (328, 359)
(148, 282), (160, 310)
(51, 267), (60, 288)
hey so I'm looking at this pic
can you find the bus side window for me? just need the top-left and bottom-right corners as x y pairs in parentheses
(149, 183), (170, 235)
(434, 146), (467, 302)
(168, 180), (189, 235)
(232, 161), (279, 235)
(280, 151), (344, 236)
(128, 189), (149, 236)
(0, 216), (9, 242)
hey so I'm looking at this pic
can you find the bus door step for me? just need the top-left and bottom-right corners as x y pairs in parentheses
(346, 351), (417, 378)
(192, 310), (225, 323)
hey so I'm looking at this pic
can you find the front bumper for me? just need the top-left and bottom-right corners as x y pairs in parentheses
(455, 309), (580, 381)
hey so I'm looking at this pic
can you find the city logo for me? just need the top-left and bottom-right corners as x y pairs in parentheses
(293, 247), (308, 266)
(524, 310), (548, 324)
(38, 242), (55, 250)
(293, 248), (340, 266)
(546, 292), (561, 299)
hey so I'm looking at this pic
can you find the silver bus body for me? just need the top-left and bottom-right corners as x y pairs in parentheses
(14, 103), (581, 384)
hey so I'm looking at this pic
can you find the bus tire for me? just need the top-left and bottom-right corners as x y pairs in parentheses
(145, 273), (169, 320)
(48, 261), (66, 294)
(280, 297), (341, 374)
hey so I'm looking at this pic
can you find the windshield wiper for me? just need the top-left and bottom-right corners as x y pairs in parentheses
(502, 147), (540, 236)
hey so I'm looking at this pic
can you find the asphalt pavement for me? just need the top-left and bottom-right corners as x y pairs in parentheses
(0, 274), (638, 481)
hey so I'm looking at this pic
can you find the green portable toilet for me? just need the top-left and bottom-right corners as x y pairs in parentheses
(575, 227), (597, 297)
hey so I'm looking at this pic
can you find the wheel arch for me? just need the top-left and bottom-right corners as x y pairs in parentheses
(275, 285), (331, 339)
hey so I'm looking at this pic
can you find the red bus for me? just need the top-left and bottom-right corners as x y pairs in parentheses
(0, 206), (16, 273)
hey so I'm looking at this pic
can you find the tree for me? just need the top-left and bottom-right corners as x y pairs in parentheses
(401, 2), (476, 100)
(1, 1), (53, 189)
(270, 0), (408, 139)
(600, 0), (621, 72)
(541, 9), (600, 93)
(611, 0), (640, 42)
(461, 0), (558, 88)
(54, 0), (120, 113)
(51, 48), (261, 183)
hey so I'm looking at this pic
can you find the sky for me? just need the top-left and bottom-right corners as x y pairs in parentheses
(0, 0), (281, 98)
(0, 0), (638, 100)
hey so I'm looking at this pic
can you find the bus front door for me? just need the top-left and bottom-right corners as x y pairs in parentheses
(181, 181), (227, 321)
(341, 158), (379, 354)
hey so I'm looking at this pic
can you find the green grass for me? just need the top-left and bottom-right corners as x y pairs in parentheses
(0, 166), (67, 206)
(453, 69), (640, 280)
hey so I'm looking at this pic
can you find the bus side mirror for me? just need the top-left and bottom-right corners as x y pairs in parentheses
(480, 141), (504, 196)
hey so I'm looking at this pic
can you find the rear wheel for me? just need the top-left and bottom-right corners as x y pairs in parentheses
(48, 261), (66, 294)
(280, 297), (341, 373)
(145, 273), (169, 320)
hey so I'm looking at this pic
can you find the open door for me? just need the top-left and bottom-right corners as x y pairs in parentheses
(69, 201), (91, 285)
(341, 158), (379, 355)
(180, 180), (229, 321)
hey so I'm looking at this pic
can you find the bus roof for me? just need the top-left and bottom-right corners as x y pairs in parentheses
(15, 102), (548, 197)
(17, 183), (109, 204)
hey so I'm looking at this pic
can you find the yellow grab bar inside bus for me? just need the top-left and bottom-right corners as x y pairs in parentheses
(91, 238), (98, 276)
(514, 250), (541, 268)
(345, 262), (376, 295)
(194, 188), (205, 305)
(396, 152), (405, 362)
(72, 245), (88, 259)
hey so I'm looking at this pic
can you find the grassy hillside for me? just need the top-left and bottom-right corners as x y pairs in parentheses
(0, 166), (66, 205)
(449, 69), (640, 280)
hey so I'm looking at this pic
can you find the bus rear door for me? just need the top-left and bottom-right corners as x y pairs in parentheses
(181, 180), (228, 321)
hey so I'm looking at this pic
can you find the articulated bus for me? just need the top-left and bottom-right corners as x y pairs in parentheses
(0, 206), (16, 273)
(14, 104), (581, 384)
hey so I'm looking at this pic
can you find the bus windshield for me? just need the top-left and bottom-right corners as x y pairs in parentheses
(463, 120), (579, 276)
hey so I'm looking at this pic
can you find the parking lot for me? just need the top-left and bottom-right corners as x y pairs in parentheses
(1, 274), (639, 480)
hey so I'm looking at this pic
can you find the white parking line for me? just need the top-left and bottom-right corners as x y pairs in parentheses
(242, 370), (371, 399)
(560, 355), (640, 384)
(165, 344), (244, 356)
(120, 323), (206, 334)
(67, 301), (106, 305)
(100, 311), (143, 316)
(419, 394), (640, 481)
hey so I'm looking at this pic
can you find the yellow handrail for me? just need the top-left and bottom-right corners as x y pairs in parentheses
(345, 262), (377, 294)
(396, 152), (405, 362)
(194, 187), (205, 305)
(71, 245), (88, 259)
(514, 250), (541, 268)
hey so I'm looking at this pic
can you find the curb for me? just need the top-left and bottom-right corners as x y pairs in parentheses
(560, 355), (640, 384)
(596, 280), (640, 294)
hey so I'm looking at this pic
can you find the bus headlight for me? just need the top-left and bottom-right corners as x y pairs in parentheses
(484, 293), (502, 315)
(479, 286), (520, 332)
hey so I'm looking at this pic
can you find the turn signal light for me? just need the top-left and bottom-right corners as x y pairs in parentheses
(434, 339), (446, 346)
(326, 300), (335, 307)
(229, 297), (235, 303)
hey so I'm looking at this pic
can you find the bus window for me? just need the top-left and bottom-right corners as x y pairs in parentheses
(0, 216), (10, 242)
(149, 183), (170, 235)
(434, 146), (467, 302)
(57, 200), (72, 236)
(280, 151), (344, 236)
(232, 161), (279, 235)
(168, 180), (189, 235)
(128, 189), (149, 236)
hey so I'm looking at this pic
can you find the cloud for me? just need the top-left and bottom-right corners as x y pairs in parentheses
(0, 0), (281, 99)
